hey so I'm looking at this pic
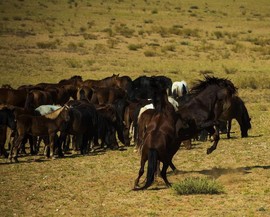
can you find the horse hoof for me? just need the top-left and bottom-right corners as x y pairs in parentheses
(206, 149), (212, 155)
(173, 169), (180, 175)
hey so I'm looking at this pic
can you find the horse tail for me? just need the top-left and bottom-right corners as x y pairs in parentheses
(141, 148), (158, 190)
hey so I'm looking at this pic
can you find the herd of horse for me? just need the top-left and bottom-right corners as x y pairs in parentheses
(0, 74), (251, 190)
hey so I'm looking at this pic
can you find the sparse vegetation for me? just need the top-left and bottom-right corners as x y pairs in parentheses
(172, 177), (225, 195)
(127, 43), (143, 51)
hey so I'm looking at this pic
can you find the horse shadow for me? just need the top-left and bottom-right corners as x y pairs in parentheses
(169, 165), (270, 179)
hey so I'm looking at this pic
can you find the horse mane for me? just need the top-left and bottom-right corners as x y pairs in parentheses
(70, 75), (82, 80)
(44, 106), (65, 119)
(190, 75), (238, 95)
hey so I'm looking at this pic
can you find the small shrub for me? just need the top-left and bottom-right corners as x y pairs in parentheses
(161, 44), (176, 52)
(190, 6), (199, 9)
(172, 177), (225, 195)
(180, 41), (190, 46)
(213, 31), (224, 39)
(223, 65), (237, 74)
(238, 77), (258, 89)
(83, 33), (97, 40)
(67, 42), (78, 52)
(85, 59), (95, 66)
(115, 24), (135, 38)
(93, 43), (107, 54)
(107, 38), (118, 49)
(87, 20), (95, 28)
(102, 28), (114, 37)
(36, 40), (59, 49)
(151, 9), (158, 14)
(65, 58), (82, 68)
(144, 50), (157, 57)
(144, 19), (153, 24)
(13, 16), (22, 21)
(79, 26), (86, 33)
(231, 43), (246, 53)
(128, 44), (143, 51)
(182, 28), (200, 37)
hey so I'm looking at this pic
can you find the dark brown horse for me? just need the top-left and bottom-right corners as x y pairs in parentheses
(219, 95), (251, 138)
(90, 86), (127, 105)
(175, 75), (237, 154)
(133, 90), (178, 190)
(9, 105), (70, 162)
(24, 90), (54, 110)
(0, 88), (28, 107)
(83, 74), (119, 89)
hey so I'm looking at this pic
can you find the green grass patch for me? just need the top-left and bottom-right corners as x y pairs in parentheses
(172, 177), (225, 195)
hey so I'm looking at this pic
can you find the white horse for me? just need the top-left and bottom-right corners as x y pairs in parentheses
(171, 81), (189, 98)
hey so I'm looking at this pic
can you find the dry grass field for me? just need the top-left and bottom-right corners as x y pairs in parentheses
(0, 0), (269, 216)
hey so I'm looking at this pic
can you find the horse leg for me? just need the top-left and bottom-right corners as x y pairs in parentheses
(207, 126), (220, 154)
(160, 161), (171, 187)
(49, 134), (55, 159)
(9, 135), (24, 163)
(133, 154), (147, 190)
(28, 135), (36, 155)
(19, 136), (28, 155)
(155, 160), (161, 177)
(0, 126), (8, 158)
(227, 120), (232, 139)
(54, 134), (64, 157)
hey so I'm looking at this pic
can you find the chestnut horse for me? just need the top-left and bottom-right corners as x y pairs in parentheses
(133, 90), (178, 190)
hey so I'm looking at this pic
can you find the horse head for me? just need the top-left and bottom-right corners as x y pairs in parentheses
(60, 105), (71, 122)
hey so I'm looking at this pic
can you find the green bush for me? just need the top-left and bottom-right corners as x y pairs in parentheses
(127, 44), (143, 51)
(172, 177), (225, 195)
(144, 50), (157, 57)
(36, 40), (60, 49)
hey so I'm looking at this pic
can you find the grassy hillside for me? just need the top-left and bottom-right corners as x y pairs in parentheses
(0, 0), (269, 216)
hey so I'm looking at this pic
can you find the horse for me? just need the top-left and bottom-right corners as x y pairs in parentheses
(24, 90), (54, 111)
(133, 90), (179, 190)
(175, 75), (237, 155)
(60, 100), (98, 155)
(77, 86), (93, 102)
(83, 74), (119, 89)
(115, 75), (133, 95)
(219, 95), (251, 138)
(58, 75), (83, 87)
(0, 88), (28, 107)
(9, 105), (70, 162)
(90, 86), (127, 105)
(130, 76), (170, 101)
(171, 80), (189, 99)
(0, 106), (16, 157)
